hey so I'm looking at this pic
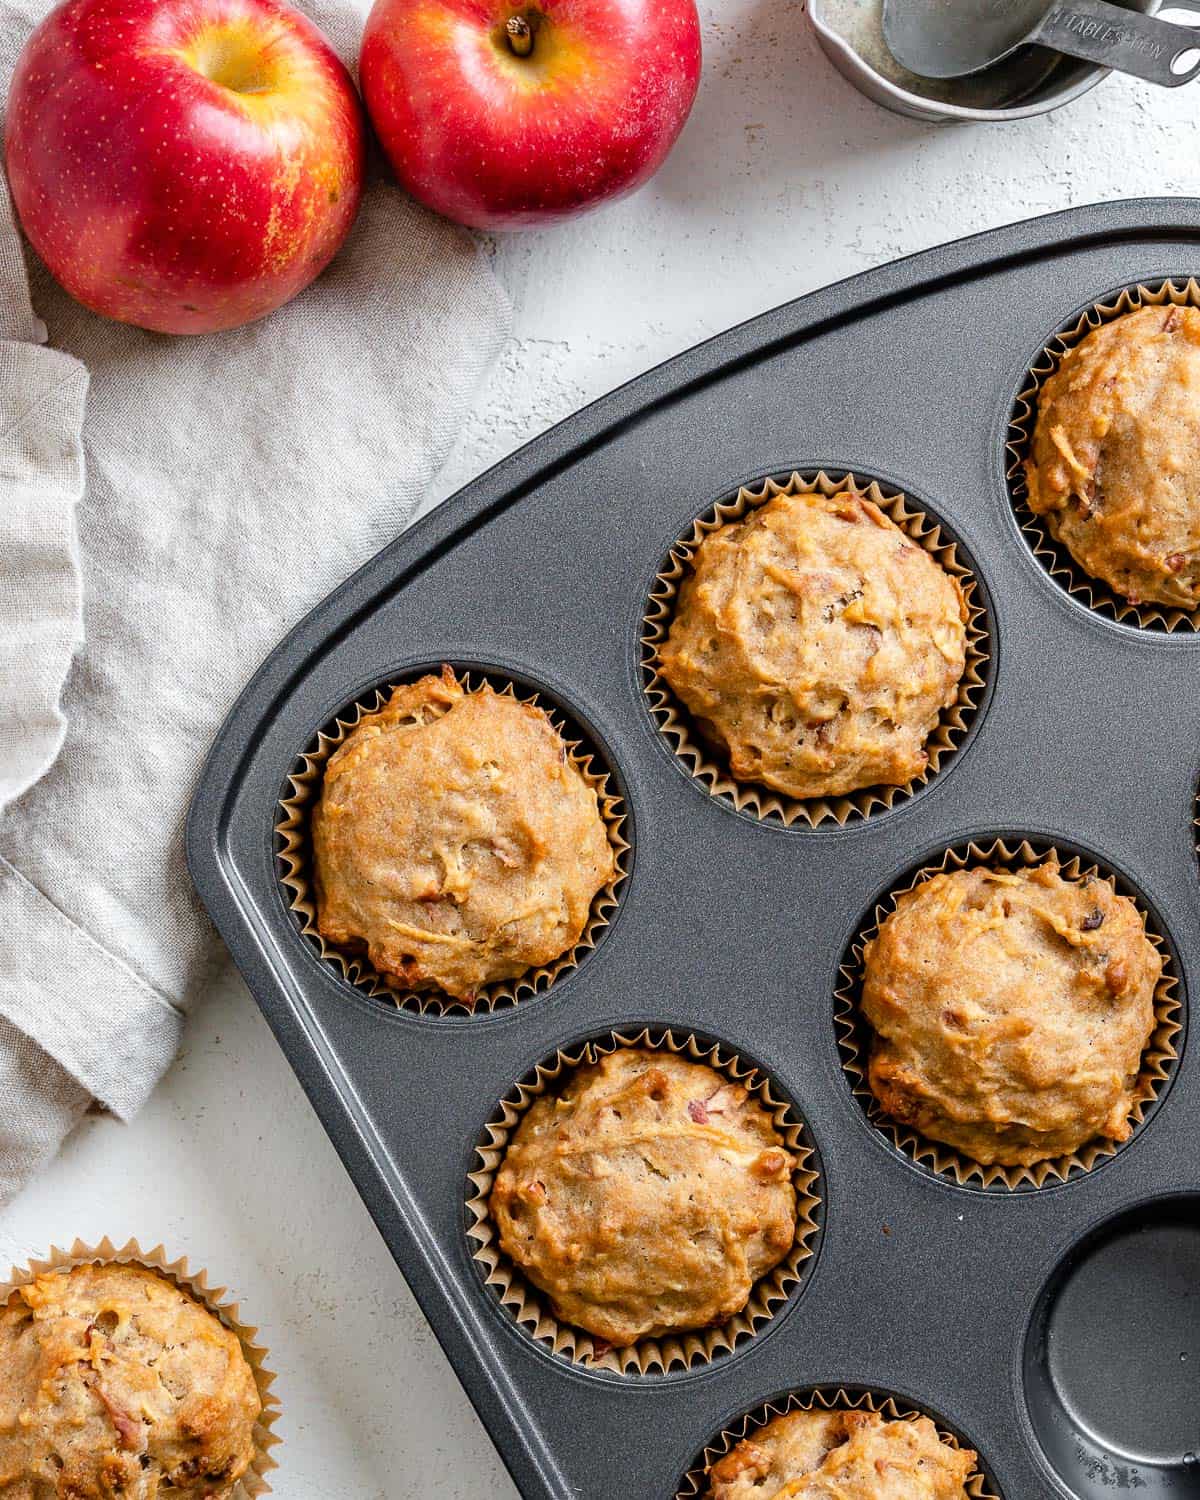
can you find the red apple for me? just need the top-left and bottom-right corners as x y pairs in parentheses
(5, 0), (366, 334)
(360, 0), (701, 230)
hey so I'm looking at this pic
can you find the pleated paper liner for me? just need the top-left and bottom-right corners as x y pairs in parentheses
(835, 836), (1182, 1192)
(0, 1237), (280, 1498)
(465, 1026), (823, 1376)
(276, 665), (629, 1017)
(674, 1385), (1001, 1500)
(1006, 277), (1200, 633)
(1194, 778), (1200, 874)
(641, 469), (991, 829)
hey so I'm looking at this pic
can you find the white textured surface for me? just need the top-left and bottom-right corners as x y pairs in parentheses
(3, 11), (1199, 1494)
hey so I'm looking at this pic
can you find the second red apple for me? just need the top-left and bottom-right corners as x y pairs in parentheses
(360, 0), (701, 230)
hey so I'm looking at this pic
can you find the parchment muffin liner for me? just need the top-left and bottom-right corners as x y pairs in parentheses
(1006, 277), (1200, 633)
(674, 1385), (1001, 1500)
(641, 469), (991, 829)
(0, 1237), (280, 1498)
(1194, 779), (1200, 874)
(465, 1026), (823, 1376)
(276, 666), (629, 1017)
(835, 836), (1182, 1191)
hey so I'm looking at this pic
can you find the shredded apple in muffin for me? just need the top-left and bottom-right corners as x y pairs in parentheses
(658, 489), (968, 801)
(312, 667), (615, 1002)
(1026, 303), (1200, 610)
(707, 1408), (976, 1499)
(0, 1263), (260, 1500)
(490, 1049), (798, 1346)
(861, 862), (1161, 1166)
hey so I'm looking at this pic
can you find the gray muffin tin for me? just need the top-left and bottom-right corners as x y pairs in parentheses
(187, 197), (1200, 1500)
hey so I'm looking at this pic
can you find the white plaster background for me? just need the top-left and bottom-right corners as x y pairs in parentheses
(3, 10), (1198, 1496)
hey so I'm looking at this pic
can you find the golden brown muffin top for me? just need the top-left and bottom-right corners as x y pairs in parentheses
(1025, 303), (1200, 610)
(489, 1048), (798, 1347)
(708, 1408), (976, 1499)
(862, 862), (1162, 1167)
(0, 1263), (260, 1500)
(312, 668), (616, 1002)
(657, 489), (968, 801)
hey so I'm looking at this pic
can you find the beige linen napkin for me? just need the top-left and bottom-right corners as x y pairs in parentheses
(0, 0), (510, 1203)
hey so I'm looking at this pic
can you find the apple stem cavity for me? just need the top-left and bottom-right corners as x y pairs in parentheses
(504, 14), (535, 56)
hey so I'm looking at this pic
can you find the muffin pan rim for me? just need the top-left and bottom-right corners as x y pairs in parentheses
(187, 200), (1200, 1500)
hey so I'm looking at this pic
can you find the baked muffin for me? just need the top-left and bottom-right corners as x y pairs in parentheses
(861, 862), (1162, 1167)
(489, 1048), (798, 1346)
(657, 488), (969, 800)
(312, 667), (616, 1002)
(707, 1408), (976, 1499)
(0, 1263), (260, 1500)
(1025, 303), (1200, 610)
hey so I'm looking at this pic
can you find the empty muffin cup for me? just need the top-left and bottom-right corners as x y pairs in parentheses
(641, 470), (990, 828)
(1023, 1193), (1200, 1500)
(675, 1384), (1000, 1499)
(0, 1237), (280, 1499)
(835, 836), (1182, 1191)
(1007, 278), (1200, 632)
(466, 1027), (823, 1375)
(276, 666), (629, 1016)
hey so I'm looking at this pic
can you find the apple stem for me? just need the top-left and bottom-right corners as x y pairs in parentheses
(505, 14), (535, 56)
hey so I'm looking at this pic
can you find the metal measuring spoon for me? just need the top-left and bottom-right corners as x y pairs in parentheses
(882, 0), (1200, 87)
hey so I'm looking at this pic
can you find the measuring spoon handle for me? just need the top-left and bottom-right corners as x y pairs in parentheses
(1029, 0), (1200, 85)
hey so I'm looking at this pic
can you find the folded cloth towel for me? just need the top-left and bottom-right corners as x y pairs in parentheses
(0, 0), (510, 1204)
